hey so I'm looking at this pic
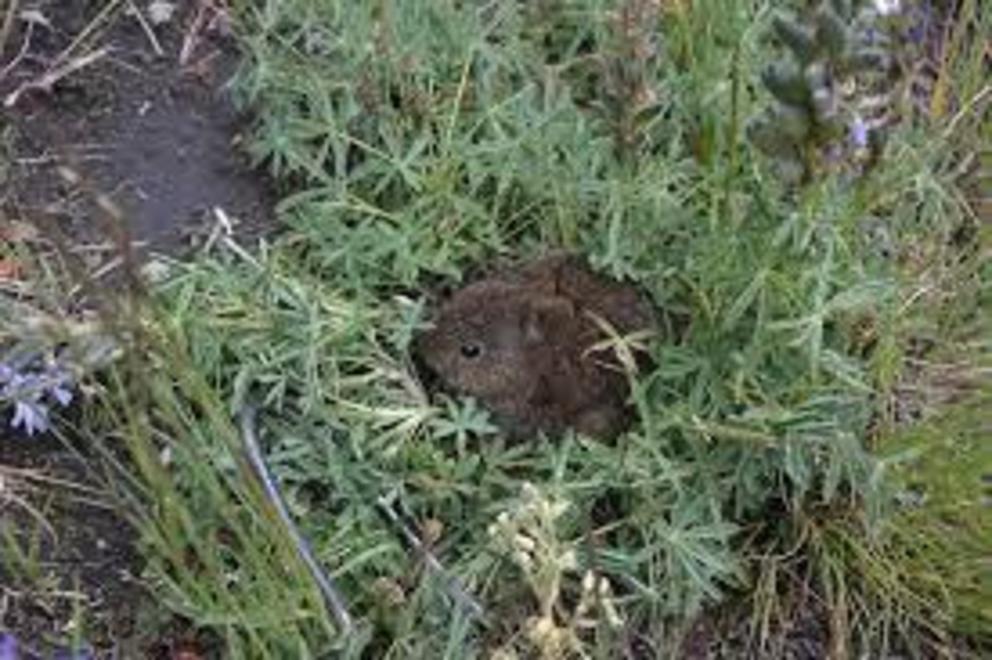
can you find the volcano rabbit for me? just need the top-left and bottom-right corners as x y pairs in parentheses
(416, 253), (655, 439)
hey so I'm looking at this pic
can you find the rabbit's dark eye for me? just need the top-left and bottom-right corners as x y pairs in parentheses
(460, 342), (483, 359)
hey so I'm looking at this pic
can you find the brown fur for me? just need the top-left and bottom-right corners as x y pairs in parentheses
(416, 253), (656, 439)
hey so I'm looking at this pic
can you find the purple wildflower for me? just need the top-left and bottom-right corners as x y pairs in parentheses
(51, 384), (73, 407)
(0, 634), (17, 660)
(849, 116), (869, 148)
(1, 356), (76, 436)
(906, 24), (923, 44)
(52, 645), (95, 660)
(0, 634), (94, 660)
(908, 0), (935, 47)
(11, 399), (51, 435)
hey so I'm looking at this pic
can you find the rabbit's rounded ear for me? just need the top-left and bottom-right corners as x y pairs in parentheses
(520, 295), (574, 345)
(519, 252), (572, 293)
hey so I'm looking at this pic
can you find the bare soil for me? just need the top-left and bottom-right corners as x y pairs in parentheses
(1, 0), (275, 256)
(0, 433), (145, 656)
(1, 0), (275, 655)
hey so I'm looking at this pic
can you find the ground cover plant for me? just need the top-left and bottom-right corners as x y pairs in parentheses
(2, 0), (990, 657)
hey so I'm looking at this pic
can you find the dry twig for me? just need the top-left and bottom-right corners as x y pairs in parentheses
(376, 489), (486, 620)
(238, 404), (354, 636)
(0, 0), (20, 58)
(126, 0), (164, 57)
(4, 46), (110, 108)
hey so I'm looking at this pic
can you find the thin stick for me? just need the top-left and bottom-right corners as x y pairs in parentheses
(238, 404), (354, 636)
(0, 464), (109, 498)
(4, 46), (110, 107)
(942, 84), (991, 140)
(178, 0), (209, 66)
(3, 491), (57, 540)
(0, 0), (19, 58)
(51, 0), (121, 67)
(0, 16), (31, 82)
(126, 0), (163, 57)
(375, 491), (485, 620)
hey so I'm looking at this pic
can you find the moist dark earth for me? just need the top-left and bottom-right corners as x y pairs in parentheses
(0, 433), (146, 656)
(1, 0), (274, 655)
(1, 0), (275, 257)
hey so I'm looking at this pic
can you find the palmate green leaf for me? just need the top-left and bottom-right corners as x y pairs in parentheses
(830, 0), (854, 21)
(777, 105), (813, 142)
(631, 493), (741, 612)
(431, 397), (499, 457)
(844, 47), (890, 74)
(772, 13), (818, 64)
(814, 6), (850, 60)
(746, 113), (801, 160)
(761, 62), (811, 108)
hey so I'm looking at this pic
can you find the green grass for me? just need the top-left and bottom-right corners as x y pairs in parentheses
(7, 0), (990, 657)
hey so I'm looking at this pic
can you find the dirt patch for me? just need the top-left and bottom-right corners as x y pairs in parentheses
(1, 0), (276, 654)
(0, 432), (146, 656)
(1, 0), (276, 258)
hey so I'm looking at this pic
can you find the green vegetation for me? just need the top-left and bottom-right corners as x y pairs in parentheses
(4, 0), (989, 657)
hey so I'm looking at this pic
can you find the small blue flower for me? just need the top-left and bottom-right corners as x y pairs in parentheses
(904, 2), (932, 45)
(0, 634), (17, 660)
(11, 399), (50, 435)
(51, 385), (73, 407)
(849, 116), (869, 148)
(53, 646), (95, 660)
(0, 633), (94, 660)
(2, 353), (77, 435)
